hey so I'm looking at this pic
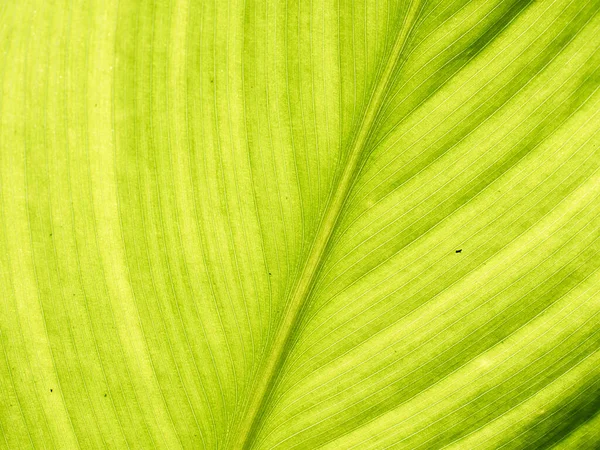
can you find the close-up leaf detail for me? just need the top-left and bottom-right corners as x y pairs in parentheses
(1, 0), (600, 448)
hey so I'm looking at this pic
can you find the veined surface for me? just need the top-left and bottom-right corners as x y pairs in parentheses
(1, 0), (600, 448)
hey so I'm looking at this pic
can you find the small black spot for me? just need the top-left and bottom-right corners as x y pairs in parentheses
(50, 389), (53, 392)
(269, 272), (272, 275)
(456, 249), (462, 253)
(104, 393), (107, 397)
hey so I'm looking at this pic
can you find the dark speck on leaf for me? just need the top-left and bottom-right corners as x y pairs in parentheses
(104, 393), (107, 397)
(456, 249), (462, 253)
(50, 389), (53, 392)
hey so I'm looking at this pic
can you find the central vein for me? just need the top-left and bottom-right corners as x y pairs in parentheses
(231, 2), (423, 447)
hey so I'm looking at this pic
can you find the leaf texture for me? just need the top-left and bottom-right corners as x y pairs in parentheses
(1, 0), (600, 448)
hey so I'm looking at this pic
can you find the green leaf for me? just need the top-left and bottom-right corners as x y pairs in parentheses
(1, 0), (600, 448)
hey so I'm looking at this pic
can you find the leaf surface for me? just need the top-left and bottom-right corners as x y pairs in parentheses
(1, 0), (600, 448)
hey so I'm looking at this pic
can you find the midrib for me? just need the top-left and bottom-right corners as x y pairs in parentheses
(232, 2), (423, 448)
